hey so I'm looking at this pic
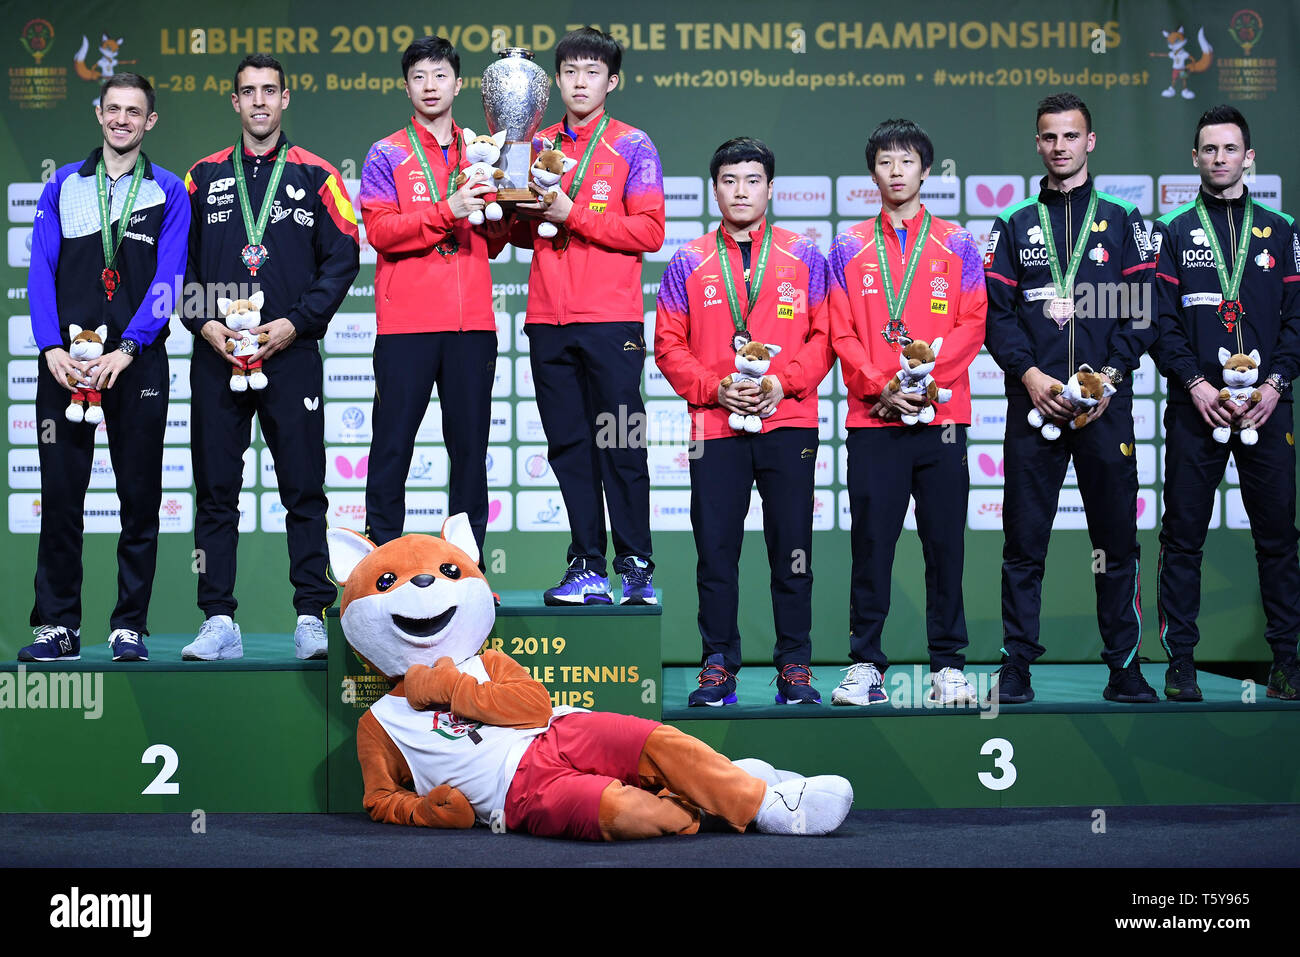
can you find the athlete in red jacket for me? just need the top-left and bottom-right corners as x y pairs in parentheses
(827, 119), (986, 708)
(511, 28), (665, 607)
(359, 37), (506, 557)
(656, 137), (834, 706)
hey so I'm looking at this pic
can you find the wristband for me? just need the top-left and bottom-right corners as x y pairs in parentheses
(1184, 373), (1206, 392)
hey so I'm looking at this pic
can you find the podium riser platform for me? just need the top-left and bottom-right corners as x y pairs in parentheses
(668, 711), (1300, 808)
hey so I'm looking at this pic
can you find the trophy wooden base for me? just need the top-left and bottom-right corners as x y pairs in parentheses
(495, 188), (537, 203)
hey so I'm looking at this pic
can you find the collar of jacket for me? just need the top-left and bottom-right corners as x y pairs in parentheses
(561, 107), (607, 145)
(877, 204), (929, 241)
(1035, 173), (1094, 207)
(78, 146), (156, 180)
(1198, 184), (1250, 210)
(240, 132), (289, 161)
(717, 217), (769, 251)
(408, 116), (463, 152)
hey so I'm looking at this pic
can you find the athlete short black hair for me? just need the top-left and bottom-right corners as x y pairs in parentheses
(865, 119), (934, 171)
(709, 137), (775, 183)
(1036, 92), (1092, 133)
(555, 26), (622, 76)
(234, 53), (286, 93)
(100, 72), (155, 114)
(1194, 104), (1251, 150)
(402, 35), (460, 80)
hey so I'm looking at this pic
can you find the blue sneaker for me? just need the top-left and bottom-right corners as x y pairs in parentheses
(774, 664), (822, 704)
(109, 628), (149, 662)
(18, 625), (81, 662)
(620, 557), (657, 605)
(543, 561), (613, 606)
(182, 615), (243, 661)
(689, 654), (738, 707)
(294, 615), (328, 660)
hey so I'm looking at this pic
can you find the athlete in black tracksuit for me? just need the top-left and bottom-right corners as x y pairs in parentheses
(26, 149), (189, 651)
(1152, 185), (1300, 700)
(984, 175), (1156, 700)
(183, 135), (359, 626)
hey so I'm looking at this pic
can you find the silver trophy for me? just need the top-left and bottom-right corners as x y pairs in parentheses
(481, 47), (551, 201)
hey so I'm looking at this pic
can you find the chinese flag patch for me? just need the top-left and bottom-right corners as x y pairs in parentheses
(929, 260), (948, 273)
(776, 266), (795, 278)
(595, 163), (613, 175)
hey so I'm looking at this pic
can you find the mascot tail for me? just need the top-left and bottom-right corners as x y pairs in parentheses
(1189, 27), (1214, 72)
(73, 36), (100, 81)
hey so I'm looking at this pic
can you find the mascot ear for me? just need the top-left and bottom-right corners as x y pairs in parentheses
(492, 130), (507, 149)
(1103, 380), (1118, 398)
(562, 156), (579, 173)
(1249, 349), (1262, 366)
(441, 512), (480, 566)
(217, 297), (233, 316)
(766, 343), (782, 357)
(250, 290), (265, 310)
(1218, 347), (1232, 365)
(94, 324), (109, 341)
(462, 127), (477, 144)
(69, 324), (83, 339)
(327, 527), (376, 584)
(930, 336), (944, 357)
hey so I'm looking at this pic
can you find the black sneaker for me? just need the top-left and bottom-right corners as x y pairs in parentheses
(1267, 658), (1300, 701)
(688, 654), (737, 707)
(109, 628), (149, 662)
(990, 661), (1034, 704)
(1104, 663), (1158, 702)
(1164, 657), (1203, 702)
(774, 664), (822, 705)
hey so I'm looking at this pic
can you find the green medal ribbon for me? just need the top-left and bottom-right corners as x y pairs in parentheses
(1036, 190), (1099, 304)
(232, 141), (289, 275)
(874, 211), (931, 344)
(95, 153), (145, 300)
(405, 123), (461, 257)
(564, 112), (611, 201)
(1194, 193), (1253, 333)
(716, 222), (773, 335)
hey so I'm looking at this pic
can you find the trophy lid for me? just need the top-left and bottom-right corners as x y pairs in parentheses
(497, 47), (534, 59)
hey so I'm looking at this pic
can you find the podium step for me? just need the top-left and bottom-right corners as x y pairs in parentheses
(664, 664), (1300, 808)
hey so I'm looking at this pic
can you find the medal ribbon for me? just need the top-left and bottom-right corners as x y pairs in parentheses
(564, 112), (611, 200)
(405, 123), (461, 204)
(1195, 194), (1253, 305)
(1036, 190), (1099, 300)
(232, 141), (289, 248)
(874, 211), (932, 341)
(96, 153), (145, 276)
(716, 223), (773, 334)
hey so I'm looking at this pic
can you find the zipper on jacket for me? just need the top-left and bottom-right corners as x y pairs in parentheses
(1064, 188), (1075, 378)
(1224, 201), (1244, 355)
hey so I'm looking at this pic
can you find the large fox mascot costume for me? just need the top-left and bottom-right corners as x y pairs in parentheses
(328, 516), (852, 841)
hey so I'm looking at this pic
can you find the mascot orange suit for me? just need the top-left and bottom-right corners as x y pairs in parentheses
(328, 515), (853, 841)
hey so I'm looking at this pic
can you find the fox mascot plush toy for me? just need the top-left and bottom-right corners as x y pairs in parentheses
(457, 128), (507, 225)
(1026, 363), (1117, 440)
(887, 336), (951, 426)
(219, 291), (269, 392)
(64, 323), (107, 424)
(721, 338), (782, 433)
(528, 137), (578, 239)
(327, 515), (853, 841)
(1214, 347), (1262, 446)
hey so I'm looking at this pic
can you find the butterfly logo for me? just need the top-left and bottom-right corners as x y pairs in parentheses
(335, 455), (369, 479)
(977, 453), (1004, 477)
(303, 396), (320, 411)
(1252, 225), (1272, 238)
(975, 183), (1015, 208)
(1091, 219), (1109, 232)
(1120, 442), (1134, 456)
(488, 499), (503, 523)
(286, 184), (306, 201)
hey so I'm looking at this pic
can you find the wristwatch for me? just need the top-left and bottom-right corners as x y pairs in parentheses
(1265, 372), (1290, 393)
(1099, 365), (1124, 385)
(118, 338), (139, 357)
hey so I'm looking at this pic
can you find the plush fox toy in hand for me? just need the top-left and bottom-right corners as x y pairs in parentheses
(219, 291), (269, 392)
(457, 128), (507, 225)
(64, 323), (108, 424)
(528, 136), (578, 239)
(328, 515), (853, 841)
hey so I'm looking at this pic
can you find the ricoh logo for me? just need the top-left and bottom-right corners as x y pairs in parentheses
(774, 176), (832, 216)
(49, 887), (150, 936)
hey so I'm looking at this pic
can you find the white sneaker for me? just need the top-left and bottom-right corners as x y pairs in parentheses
(294, 615), (328, 660)
(831, 662), (886, 706)
(930, 666), (978, 705)
(753, 776), (854, 836)
(182, 615), (243, 660)
(732, 757), (799, 787)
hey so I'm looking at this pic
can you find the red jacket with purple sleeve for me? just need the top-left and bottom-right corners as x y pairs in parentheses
(359, 118), (501, 335)
(654, 221), (834, 441)
(512, 109), (664, 324)
(828, 208), (987, 428)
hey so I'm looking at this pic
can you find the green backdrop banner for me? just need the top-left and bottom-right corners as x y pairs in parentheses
(3, 1), (1297, 666)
